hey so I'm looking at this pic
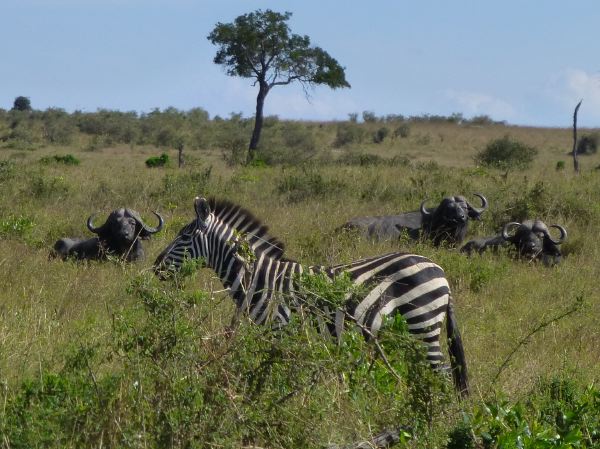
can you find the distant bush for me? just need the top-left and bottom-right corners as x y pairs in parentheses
(372, 126), (389, 144)
(415, 133), (432, 146)
(276, 166), (347, 203)
(339, 152), (385, 166)
(28, 174), (70, 198)
(556, 160), (565, 171)
(158, 166), (212, 205)
(40, 108), (77, 144)
(468, 115), (494, 126)
(145, 153), (169, 168)
(362, 111), (378, 123)
(475, 135), (538, 170)
(338, 152), (410, 168)
(12, 96), (32, 112)
(257, 122), (318, 165)
(40, 154), (80, 165)
(333, 123), (365, 148)
(394, 123), (410, 138)
(576, 133), (599, 155)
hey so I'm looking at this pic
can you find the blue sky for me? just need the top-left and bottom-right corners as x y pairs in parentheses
(2, 0), (600, 127)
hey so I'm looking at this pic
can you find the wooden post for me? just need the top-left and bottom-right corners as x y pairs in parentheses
(178, 142), (184, 168)
(572, 99), (582, 174)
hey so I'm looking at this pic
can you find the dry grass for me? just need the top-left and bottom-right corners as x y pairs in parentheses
(1, 120), (599, 403)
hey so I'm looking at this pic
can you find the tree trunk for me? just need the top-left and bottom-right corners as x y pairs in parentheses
(248, 81), (269, 164)
(178, 142), (184, 168)
(572, 99), (582, 174)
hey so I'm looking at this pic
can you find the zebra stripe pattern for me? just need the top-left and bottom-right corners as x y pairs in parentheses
(154, 197), (468, 395)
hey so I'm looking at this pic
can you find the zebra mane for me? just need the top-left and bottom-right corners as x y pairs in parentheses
(208, 198), (287, 260)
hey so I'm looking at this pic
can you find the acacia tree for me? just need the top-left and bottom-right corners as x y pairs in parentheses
(208, 9), (350, 163)
(12, 96), (32, 112)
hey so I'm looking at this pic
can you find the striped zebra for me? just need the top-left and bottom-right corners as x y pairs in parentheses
(154, 197), (469, 395)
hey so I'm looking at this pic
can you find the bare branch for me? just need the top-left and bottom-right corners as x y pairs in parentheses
(492, 296), (584, 385)
(572, 99), (583, 174)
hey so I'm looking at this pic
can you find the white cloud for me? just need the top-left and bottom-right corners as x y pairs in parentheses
(444, 89), (516, 120)
(549, 68), (600, 122)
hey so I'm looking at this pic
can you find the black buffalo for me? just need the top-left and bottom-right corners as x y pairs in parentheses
(460, 219), (567, 265)
(342, 194), (488, 246)
(53, 208), (164, 261)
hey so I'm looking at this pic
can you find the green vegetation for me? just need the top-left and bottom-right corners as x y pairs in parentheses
(576, 133), (599, 155)
(0, 104), (599, 447)
(12, 95), (32, 112)
(475, 135), (539, 170)
(40, 153), (80, 165)
(145, 152), (170, 167)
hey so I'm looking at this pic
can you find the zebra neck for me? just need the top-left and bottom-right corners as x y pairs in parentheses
(206, 241), (251, 308)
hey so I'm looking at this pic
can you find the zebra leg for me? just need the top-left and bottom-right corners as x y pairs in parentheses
(408, 321), (445, 369)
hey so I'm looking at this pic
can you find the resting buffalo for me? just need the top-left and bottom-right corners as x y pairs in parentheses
(53, 208), (164, 261)
(342, 194), (488, 246)
(460, 219), (567, 265)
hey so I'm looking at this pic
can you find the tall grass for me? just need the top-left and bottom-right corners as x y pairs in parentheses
(0, 116), (599, 447)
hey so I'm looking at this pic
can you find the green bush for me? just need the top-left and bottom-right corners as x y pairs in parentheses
(145, 153), (170, 167)
(449, 379), (600, 449)
(256, 122), (318, 165)
(40, 108), (77, 144)
(372, 126), (389, 144)
(476, 135), (538, 170)
(156, 166), (213, 205)
(339, 152), (385, 166)
(362, 111), (378, 123)
(12, 96), (32, 112)
(40, 154), (80, 165)
(576, 133), (599, 155)
(394, 123), (411, 138)
(0, 273), (452, 448)
(0, 214), (36, 239)
(0, 159), (15, 182)
(27, 174), (69, 199)
(333, 123), (365, 148)
(276, 166), (347, 203)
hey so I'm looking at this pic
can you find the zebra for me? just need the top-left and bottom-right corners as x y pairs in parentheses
(154, 197), (469, 396)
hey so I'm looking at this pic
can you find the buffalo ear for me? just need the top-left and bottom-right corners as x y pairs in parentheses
(194, 197), (211, 222)
(467, 207), (482, 220)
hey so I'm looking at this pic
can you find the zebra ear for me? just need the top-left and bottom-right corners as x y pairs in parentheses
(194, 197), (211, 222)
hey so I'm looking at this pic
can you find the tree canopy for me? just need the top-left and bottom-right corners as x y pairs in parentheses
(12, 96), (32, 112)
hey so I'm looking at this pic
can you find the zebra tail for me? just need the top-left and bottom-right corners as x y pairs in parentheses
(446, 295), (469, 397)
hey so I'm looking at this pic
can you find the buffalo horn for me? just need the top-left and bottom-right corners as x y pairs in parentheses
(144, 211), (164, 234)
(501, 222), (521, 241)
(128, 209), (164, 235)
(420, 199), (431, 216)
(87, 214), (103, 234)
(472, 193), (488, 213)
(546, 224), (567, 245)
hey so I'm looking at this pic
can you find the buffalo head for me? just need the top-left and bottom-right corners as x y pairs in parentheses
(87, 208), (163, 243)
(53, 208), (164, 262)
(419, 193), (488, 246)
(87, 208), (164, 259)
(501, 219), (567, 265)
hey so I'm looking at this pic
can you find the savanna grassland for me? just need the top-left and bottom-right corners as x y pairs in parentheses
(0, 109), (599, 448)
